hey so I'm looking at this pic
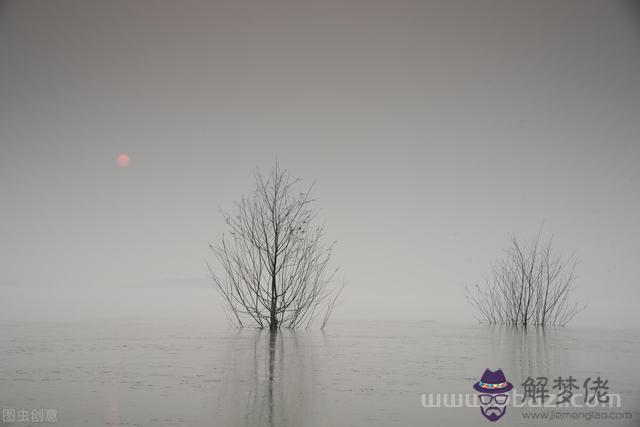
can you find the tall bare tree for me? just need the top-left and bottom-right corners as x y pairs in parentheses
(209, 163), (340, 329)
(466, 232), (585, 326)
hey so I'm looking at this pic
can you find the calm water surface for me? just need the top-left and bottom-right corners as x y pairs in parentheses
(1, 318), (639, 426)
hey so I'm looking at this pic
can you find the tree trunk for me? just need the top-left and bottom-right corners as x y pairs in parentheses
(270, 271), (278, 329)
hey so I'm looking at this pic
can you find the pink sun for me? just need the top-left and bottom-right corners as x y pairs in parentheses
(116, 154), (131, 167)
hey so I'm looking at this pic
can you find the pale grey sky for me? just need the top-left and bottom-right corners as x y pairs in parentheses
(1, 0), (639, 327)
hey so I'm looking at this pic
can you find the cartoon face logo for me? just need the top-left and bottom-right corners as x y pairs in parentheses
(473, 369), (513, 422)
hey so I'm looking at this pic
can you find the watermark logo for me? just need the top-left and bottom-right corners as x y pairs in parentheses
(473, 368), (513, 422)
(420, 371), (632, 423)
(1, 408), (57, 423)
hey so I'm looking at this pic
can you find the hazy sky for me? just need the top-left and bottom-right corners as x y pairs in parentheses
(1, 0), (639, 327)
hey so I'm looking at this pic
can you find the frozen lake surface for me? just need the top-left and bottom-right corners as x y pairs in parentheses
(1, 316), (639, 426)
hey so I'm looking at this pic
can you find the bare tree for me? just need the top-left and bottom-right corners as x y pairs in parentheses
(209, 163), (339, 329)
(466, 232), (585, 326)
